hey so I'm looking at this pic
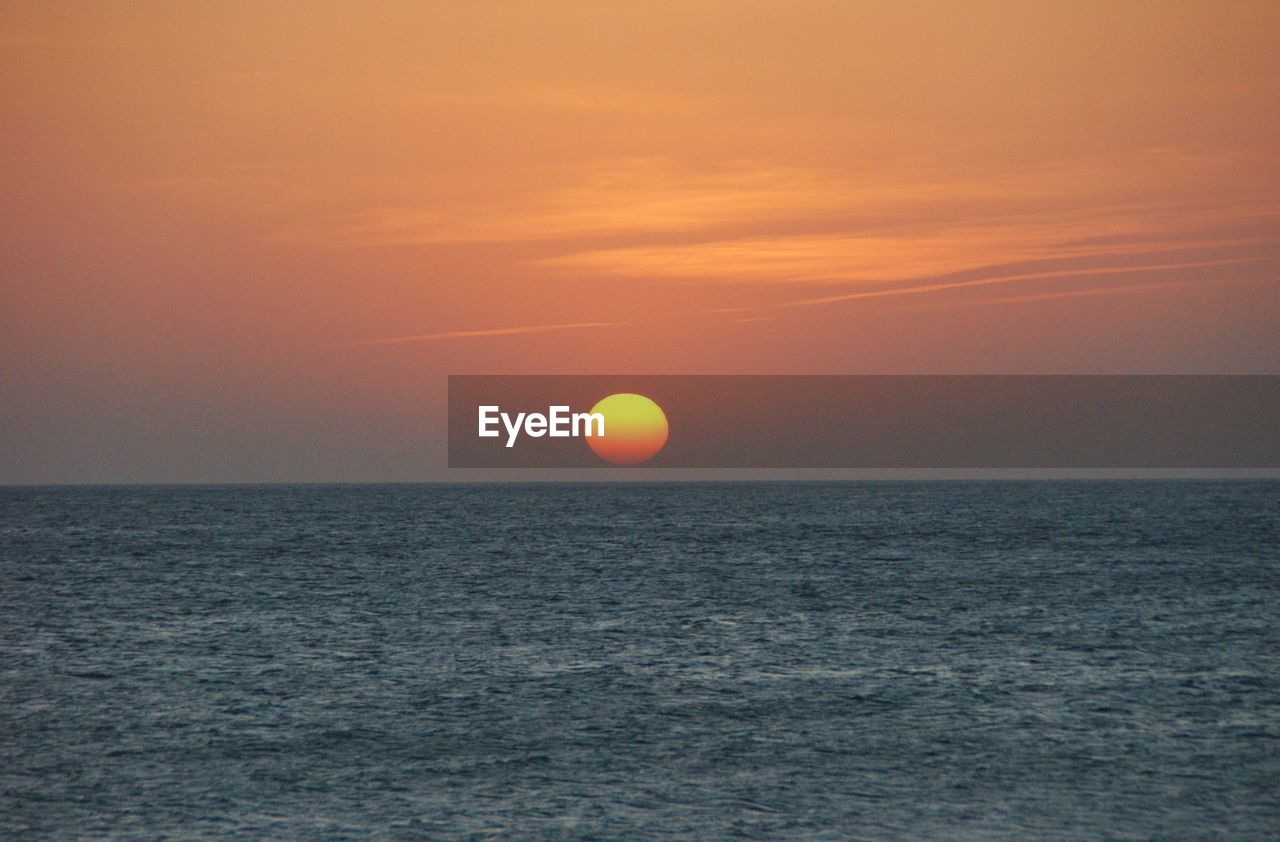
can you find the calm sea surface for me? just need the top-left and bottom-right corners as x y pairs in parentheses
(2, 482), (1278, 839)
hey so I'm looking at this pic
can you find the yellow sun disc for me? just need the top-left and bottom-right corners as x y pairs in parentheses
(586, 393), (669, 465)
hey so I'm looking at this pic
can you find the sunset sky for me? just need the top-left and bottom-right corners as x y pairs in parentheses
(3, 1), (1278, 482)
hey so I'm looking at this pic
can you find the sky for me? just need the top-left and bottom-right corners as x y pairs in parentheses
(2, 1), (1278, 482)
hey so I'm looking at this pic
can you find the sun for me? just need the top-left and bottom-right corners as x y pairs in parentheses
(586, 393), (669, 465)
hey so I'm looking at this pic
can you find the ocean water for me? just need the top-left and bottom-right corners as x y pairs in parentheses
(1, 481), (1278, 839)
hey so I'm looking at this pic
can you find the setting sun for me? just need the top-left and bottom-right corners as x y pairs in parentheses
(586, 393), (669, 465)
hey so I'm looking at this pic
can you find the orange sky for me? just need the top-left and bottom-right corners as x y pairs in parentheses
(2, 1), (1278, 481)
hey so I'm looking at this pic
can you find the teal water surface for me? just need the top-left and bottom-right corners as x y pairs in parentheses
(2, 482), (1278, 838)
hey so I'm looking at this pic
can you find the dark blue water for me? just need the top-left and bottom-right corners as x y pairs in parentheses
(2, 482), (1278, 838)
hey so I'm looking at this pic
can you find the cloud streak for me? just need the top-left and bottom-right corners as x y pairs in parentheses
(348, 321), (625, 346)
(977, 276), (1269, 306)
(709, 256), (1272, 314)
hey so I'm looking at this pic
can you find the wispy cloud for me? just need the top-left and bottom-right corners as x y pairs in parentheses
(300, 149), (1275, 255)
(329, 160), (886, 246)
(348, 321), (624, 346)
(406, 85), (703, 116)
(978, 276), (1267, 306)
(709, 256), (1271, 314)
(536, 205), (1276, 285)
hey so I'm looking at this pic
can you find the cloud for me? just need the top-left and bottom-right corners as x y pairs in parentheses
(300, 148), (1275, 255)
(327, 160), (884, 246)
(348, 321), (624, 346)
(533, 195), (1275, 286)
(708, 255), (1271, 314)
(977, 276), (1267, 306)
(406, 85), (703, 116)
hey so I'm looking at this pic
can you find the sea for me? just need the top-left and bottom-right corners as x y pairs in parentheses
(1, 481), (1277, 839)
